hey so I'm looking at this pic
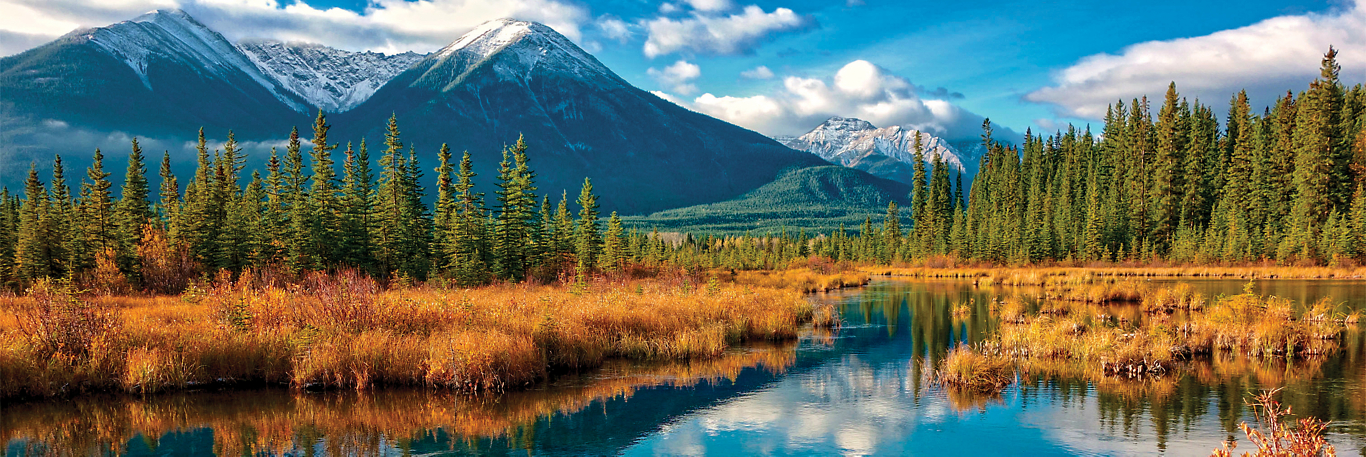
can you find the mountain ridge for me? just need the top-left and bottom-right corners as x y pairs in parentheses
(779, 116), (967, 185)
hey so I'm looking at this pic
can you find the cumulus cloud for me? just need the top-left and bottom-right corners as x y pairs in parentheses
(741, 65), (775, 79)
(683, 0), (733, 12)
(597, 15), (631, 42)
(643, 5), (813, 58)
(0, 0), (591, 56)
(648, 60), (702, 95)
(660, 60), (989, 140)
(1027, 1), (1366, 119)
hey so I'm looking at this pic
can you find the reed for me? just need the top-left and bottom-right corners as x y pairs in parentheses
(0, 271), (824, 399)
(1211, 389), (1337, 457)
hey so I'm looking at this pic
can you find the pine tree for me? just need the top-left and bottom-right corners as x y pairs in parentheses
(603, 211), (625, 271)
(49, 155), (75, 277)
(449, 150), (486, 285)
(433, 143), (456, 273)
(1149, 83), (1186, 249)
(82, 149), (117, 258)
(16, 165), (51, 280)
(882, 201), (900, 262)
(284, 126), (311, 272)
(1289, 48), (1346, 260)
(308, 110), (341, 267)
(158, 152), (180, 231)
(339, 141), (375, 269)
(116, 138), (152, 276)
(262, 147), (287, 265)
(492, 136), (537, 281)
(574, 178), (601, 276)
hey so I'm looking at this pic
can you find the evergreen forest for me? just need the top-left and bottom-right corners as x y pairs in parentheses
(2, 49), (1366, 293)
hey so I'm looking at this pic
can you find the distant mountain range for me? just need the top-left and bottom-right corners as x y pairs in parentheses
(0, 10), (926, 224)
(777, 117), (971, 186)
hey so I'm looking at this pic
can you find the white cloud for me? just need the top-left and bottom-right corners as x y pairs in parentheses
(662, 59), (988, 140)
(643, 5), (812, 58)
(659, 3), (682, 14)
(648, 59), (702, 95)
(1026, 0), (1366, 119)
(683, 0), (732, 12)
(597, 15), (631, 42)
(741, 65), (775, 79)
(0, 0), (591, 56)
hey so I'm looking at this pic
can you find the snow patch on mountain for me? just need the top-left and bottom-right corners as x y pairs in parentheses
(780, 116), (966, 173)
(427, 18), (618, 85)
(78, 9), (304, 112)
(238, 40), (424, 113)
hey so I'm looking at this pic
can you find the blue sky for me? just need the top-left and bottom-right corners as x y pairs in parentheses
(0, 0), (1355, 141)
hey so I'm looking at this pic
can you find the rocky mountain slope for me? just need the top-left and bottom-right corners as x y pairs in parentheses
(333, 18), (830, 214)
(238, 40), (424, 113)
(779, 117), (966, 185)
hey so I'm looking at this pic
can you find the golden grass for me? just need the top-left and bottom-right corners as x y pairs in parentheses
(732, 268), (869, 293)
(1, 342), (798, 456)
(0, 270), (827, 399)
(864, 265), (1366, 281)
(935, 344), (1015, 394)
(942, 281), (1356, 401)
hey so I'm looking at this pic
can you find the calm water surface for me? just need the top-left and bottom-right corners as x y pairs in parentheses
(5, 279), (1366, 456)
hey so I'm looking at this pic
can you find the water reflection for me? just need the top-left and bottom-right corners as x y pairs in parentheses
(5, 279), (1366, 456)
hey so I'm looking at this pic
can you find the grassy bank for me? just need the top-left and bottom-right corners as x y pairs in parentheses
(1, 342), (798, 456)
(865, 265), (1366, 281)
(936, 280), (1357, 395)
(0, 271), (831, 399)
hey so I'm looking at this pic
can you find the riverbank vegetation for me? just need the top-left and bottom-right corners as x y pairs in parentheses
(936, 280), (1356, 394)
(0, 272), (825, 399)
(1, 342), (798, 456)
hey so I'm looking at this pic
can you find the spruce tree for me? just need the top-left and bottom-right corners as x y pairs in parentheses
(339, 141), (375, 269)
(603, 211), (625, 272)
(284, 126), (311, 272)
(574, 178), (601, 276)
(16, 165), (51, 280)
(1289, 48), (1345, 259)
(433, 144), (455, 273)
(116, 138), (152, 276)
(308, 111), (341, 267)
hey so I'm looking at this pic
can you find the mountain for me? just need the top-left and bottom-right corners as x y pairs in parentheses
(2, 12), (908, 222)
(623, 166), (912, 234)
(0, 9), (310, 139)
(333, 18), (830, 214)
(778, 117), (966, 185)
(238, 40), (425, 113)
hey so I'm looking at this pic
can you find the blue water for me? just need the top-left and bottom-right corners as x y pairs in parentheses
(5, 279), (1366, 456)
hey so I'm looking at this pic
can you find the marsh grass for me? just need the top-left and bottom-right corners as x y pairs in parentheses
(1, 342), (798, 456)
(866, 266), (1366, 281)
(935, 344), (1015, 394)
(0, 270), (824, 399)
(733, 267), (869, 293)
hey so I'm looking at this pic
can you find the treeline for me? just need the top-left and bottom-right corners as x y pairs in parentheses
(4, 49), (1366, 292)
(887, 48), (1366, 265)
(0, 113), (655, 292)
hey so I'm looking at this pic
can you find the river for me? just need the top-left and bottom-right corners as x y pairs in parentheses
(4, 278), (1365, 456)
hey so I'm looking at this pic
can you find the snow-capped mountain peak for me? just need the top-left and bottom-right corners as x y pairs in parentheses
(425, 18), (617, 84)
(78, 9), (304, 112)
(237, 40), (424, 113)
(781, 116), (965, 184)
